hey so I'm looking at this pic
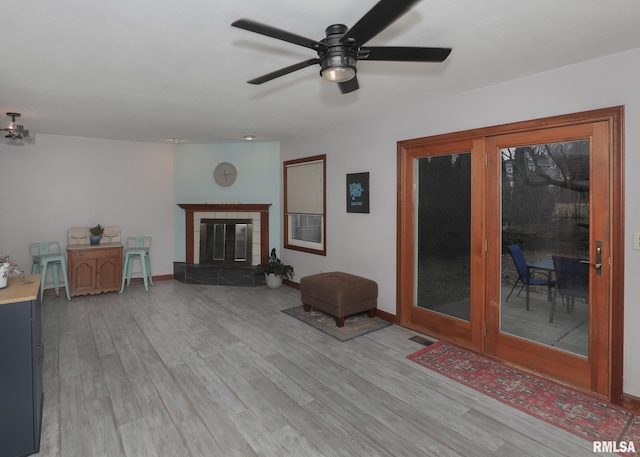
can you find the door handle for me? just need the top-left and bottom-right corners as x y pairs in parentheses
(580, 240), (603, 275)
(580, 260), (602, 269)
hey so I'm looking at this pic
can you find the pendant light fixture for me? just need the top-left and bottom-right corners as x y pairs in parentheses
(4, 112), (35, 145)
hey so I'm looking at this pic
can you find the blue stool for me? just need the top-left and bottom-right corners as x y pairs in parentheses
(29, 241), (71, 302)
(120, 236), (153, 293)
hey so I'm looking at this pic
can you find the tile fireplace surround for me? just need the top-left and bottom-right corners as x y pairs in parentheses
(175, 203), (272, 286)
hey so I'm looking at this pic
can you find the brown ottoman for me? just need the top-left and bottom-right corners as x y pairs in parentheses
(300, 272), (378, 327)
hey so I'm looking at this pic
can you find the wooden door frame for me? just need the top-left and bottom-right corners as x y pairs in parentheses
(396, 139), (486, 348)
(397, 106), (624, 404)
(485, 121), (611, 396)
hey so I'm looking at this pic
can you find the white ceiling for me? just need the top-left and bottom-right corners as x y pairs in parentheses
(2, 0), (640, 144)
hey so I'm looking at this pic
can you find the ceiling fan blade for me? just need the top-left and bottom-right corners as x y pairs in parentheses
(338, 77), (360, 94)
(247, 58), (319, 85)
(341, 0), (421, 46)
(232, 19), (326, 51)
(359, 46), (451, 62)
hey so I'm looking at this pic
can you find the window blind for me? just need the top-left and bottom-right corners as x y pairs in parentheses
(286, 160), (323, 214)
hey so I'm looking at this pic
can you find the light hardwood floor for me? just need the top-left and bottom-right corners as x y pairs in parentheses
(35, 280), (602, 457)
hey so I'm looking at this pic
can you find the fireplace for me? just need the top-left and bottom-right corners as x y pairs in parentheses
(199, 219), (253, 266)
(175, 203), (271, 286)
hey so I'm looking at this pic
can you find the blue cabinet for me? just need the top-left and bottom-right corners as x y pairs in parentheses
(0, 276), (43, 457)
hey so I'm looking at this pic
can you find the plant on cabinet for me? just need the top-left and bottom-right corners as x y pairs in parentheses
(89, 224), (104, 245)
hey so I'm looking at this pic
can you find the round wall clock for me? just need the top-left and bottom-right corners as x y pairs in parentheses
(213, 162), (238, 187)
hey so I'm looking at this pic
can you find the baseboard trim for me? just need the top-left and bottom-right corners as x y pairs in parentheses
(622, 392), (640, 413)
(125, 274), (174, 287)
(153, 274), (175, 282)
(283, 279), (299, 290)
(43, 287), (67, 297)
(375, 309), (398, 324)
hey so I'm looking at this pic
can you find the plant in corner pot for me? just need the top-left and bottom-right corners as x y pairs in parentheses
(0, 254), (25, 289)
(89, 224), (104, 245)
(255, 248), (294, 289)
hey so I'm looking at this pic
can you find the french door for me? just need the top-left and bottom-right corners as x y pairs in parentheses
(397, 138), (485, 349)
(397, 107), (624, 401)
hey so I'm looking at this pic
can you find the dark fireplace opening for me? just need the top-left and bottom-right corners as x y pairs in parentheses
(199, 219), (253, 266)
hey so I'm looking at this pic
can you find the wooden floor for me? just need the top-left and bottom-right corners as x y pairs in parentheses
(35, 280), (603, 457)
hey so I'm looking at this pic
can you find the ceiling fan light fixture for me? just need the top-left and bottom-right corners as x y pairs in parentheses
(320, 62), (357, 82)
(319, 26), (357, 83)
(322, 67), (355, 82)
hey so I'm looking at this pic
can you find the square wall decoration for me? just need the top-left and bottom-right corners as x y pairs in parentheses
(346, 172), (370, 213)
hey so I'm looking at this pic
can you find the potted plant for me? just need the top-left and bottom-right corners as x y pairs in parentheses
(89, 224), (104, 245)
(255, 248), (294, 289)
(0, 254), (25, 289)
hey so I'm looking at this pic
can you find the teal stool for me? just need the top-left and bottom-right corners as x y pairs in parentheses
(120, 236), (153, 293)
(29, 241), (71, 302)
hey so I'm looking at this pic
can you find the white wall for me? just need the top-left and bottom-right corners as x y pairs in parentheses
(0, 134), (174, 277)
(280, 47), (640, 397)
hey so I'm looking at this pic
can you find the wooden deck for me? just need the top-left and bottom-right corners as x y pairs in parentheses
(501, 286), (588, 357)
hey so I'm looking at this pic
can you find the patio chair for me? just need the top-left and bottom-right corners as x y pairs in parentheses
(505, 244), (555, 310)
(550, 255), (589, 323)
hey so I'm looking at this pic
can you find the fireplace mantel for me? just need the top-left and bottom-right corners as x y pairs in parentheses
(178, 203), (271, 264)
(178, 203), (272, 213)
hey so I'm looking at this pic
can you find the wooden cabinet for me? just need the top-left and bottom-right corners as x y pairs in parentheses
(0, 275), (43, 457)
(67, 244), (123, 297)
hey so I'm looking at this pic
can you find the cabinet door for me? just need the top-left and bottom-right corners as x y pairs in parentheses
(70, 258), (97, 293)
(0, 301), (36, 456)
(96, 257), (120, 290)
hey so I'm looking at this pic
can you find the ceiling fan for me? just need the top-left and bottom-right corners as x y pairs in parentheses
(231, 0), (452, 94)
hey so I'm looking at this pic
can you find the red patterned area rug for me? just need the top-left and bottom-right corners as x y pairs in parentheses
(408, 341), (639, 456)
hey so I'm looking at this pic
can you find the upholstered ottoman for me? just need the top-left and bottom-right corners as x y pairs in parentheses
(300, 272), (378, 327)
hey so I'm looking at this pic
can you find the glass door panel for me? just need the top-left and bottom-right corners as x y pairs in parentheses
(500, 140), (589, 356)
(415, 153), (471, 321)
